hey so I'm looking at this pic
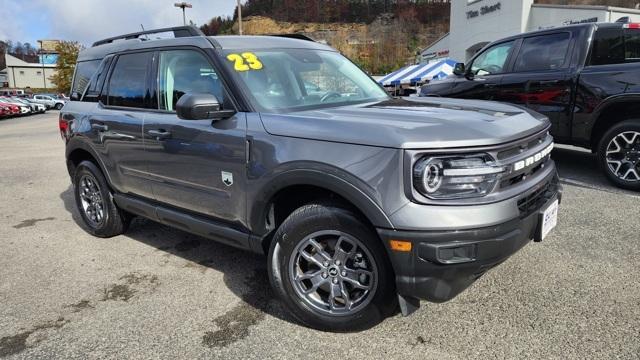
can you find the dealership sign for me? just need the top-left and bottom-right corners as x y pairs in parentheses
(562, 17), (599, 26)
(467, 2), (501, 19)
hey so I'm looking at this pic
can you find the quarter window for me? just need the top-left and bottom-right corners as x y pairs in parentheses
(513, 33), (571, 72)
(157, 50), (225, 111)
(107, 52), (152, 108)
(470, 41), (515, 75)
(71, 60), (100, 99)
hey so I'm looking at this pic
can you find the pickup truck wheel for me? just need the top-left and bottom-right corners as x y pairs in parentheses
(73, 161), (130, 237)
(598, 120), (640, 190)
(268, 203), (395, 331)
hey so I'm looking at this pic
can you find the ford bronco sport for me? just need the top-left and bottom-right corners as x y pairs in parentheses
(61, 26), (561, 331)
(421, 22), (640, 190)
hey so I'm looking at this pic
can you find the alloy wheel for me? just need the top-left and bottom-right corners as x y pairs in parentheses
(606, 131), (640, 182)
(78, 174), (105, 227)
(288, 230), (377, 316)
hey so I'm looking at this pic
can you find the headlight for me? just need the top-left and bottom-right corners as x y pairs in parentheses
(413, 154), (504, 200)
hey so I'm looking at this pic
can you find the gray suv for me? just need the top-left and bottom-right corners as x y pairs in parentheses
(61, 26), (561, 331)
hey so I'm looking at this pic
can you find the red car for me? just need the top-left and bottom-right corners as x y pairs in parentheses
(0, 103), (19, 117)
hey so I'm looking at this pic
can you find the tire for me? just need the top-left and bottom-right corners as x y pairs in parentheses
(73, 160), (130, 237)
(54, 103), (63, 110)
(268, 203), (396, 332)
(597, 120), (640, 191)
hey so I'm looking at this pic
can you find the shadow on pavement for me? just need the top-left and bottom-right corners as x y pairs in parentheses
(59, 185), (299, 334)
(552, 145), (639, 196)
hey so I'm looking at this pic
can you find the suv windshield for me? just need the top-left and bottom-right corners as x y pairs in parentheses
(221, 49), (388, 112)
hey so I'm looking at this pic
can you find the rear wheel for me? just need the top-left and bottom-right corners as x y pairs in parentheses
(73, 161), (130, 237)
(54, 103), (63, 110)
(268, 203), (396, 332)
(598, 120), (640, 191)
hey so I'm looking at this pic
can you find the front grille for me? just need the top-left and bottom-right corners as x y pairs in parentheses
(494, 129), (553, 191)
(499, 156), (549, 189)
(497, 131), (548, 160)
(517, 178), (557, 218)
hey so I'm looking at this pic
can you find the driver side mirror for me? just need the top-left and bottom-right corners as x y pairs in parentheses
(176, 93), (235, 121)
(453, 63), (466, 76)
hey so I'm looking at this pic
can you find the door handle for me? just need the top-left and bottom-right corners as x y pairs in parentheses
(91, 123), (108, 132)
(484, 83), (497, 88)
(147, 129), (172, 139)
(539, 80), (560, 85)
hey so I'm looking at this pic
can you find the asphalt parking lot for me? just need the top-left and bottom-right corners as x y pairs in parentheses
(1, 112), (638, 359)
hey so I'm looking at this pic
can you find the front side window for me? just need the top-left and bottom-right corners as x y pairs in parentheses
(157, 50), (225, 111)
(221, 49), (388, 112)
(514, 33), (571, 72)
(470, 41), (515, 75)
(107, 52), (152, 108)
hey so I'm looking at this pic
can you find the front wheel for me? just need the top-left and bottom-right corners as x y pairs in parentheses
(54, 103), (63, 110)
(598, 120), (640, 191)
(268, 203), (396, 332)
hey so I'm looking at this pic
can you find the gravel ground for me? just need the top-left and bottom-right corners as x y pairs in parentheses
(0, 112), (638, 359)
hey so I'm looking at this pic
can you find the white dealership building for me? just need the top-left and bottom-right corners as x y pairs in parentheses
(421, 0), (640, 63)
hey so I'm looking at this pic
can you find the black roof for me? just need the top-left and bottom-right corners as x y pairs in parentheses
(489, 22), (629, 44)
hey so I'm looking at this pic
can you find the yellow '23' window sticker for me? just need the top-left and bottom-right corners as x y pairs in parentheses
(227, 52), (263, 71)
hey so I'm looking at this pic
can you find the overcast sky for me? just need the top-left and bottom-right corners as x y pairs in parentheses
(0, 0), (239, 46)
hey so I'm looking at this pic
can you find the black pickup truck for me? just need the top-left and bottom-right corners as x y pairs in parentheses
(421, 22), (640, 190)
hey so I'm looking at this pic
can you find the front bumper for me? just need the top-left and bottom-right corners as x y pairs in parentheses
(378, 177), (562, 303)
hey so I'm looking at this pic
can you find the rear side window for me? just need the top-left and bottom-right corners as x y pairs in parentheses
(107, 52), (153, 108)
(624, 29), (640, 61)
(71, 60), (100, 100)
(589, 28), (640, 65)
(513, 33), (571, 72)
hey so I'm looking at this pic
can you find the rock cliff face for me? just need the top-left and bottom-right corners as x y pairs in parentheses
(236, 15), (448, 74)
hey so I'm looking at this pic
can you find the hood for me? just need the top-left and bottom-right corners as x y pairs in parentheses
(259, 97), (550, 149)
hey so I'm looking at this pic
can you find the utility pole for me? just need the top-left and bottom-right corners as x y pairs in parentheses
(37, 40), (47, 90)
(237, 0), (243, 35)
(174, 2), (192, 26)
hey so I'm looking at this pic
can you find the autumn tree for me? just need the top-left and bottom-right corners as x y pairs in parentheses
(49, 41), (83, 94)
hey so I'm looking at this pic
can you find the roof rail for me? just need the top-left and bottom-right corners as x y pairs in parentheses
(269, 34), (316, 42)
(92, 26), (204, 47)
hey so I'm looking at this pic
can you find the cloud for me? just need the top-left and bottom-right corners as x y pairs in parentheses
(2, 0), (238, 46)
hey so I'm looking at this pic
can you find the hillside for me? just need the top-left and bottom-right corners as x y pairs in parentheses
(201, 1), (450, 74)
(199, 0), (640, 74)
(231, 15), (447, 74)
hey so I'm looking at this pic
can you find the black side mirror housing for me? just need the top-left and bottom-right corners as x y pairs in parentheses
(176, 93), (235, 121)
(453, 63), (466, 76)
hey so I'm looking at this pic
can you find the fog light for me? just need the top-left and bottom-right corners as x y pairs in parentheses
(437, 244), (477, 264)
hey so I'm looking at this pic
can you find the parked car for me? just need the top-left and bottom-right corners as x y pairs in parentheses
(0, 102), (20, 117)
(420, 22), (640, 190)
(0, 104), (12, 118)
(61, 26), (561, 331)
(0, 97), (30, 115)
(11, 97), (46, 113)
(32, 94), (65, 110)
